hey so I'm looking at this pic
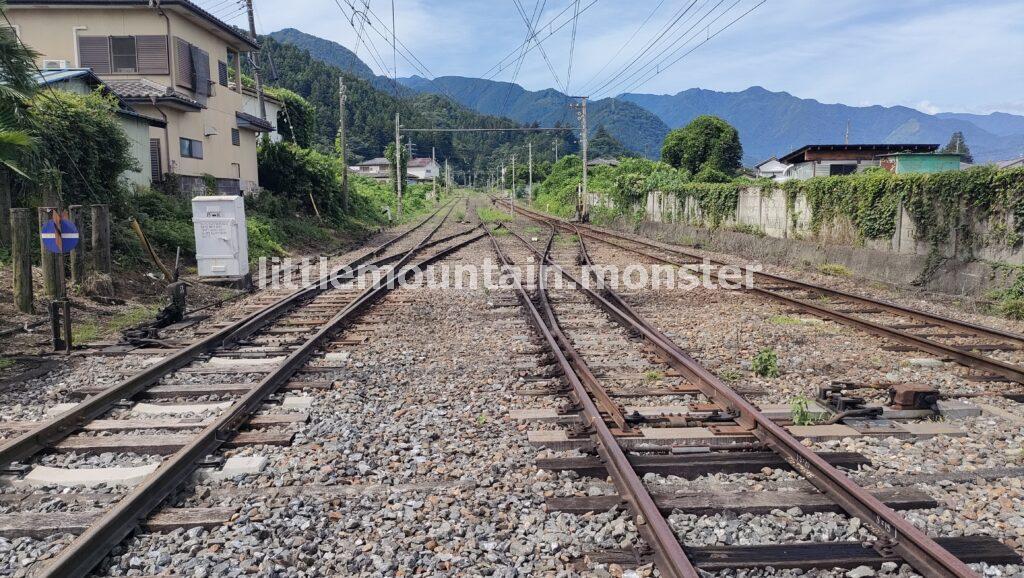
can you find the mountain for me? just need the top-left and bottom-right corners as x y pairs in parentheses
(399, 75), (669, 158)
(258, 36), (576, 174)
(620, 86), (1024, 165)
(267, 28), (409, 95)
(935, 112), (1024, 138)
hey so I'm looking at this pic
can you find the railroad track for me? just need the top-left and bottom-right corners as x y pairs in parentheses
(0, 199), (485, 577)
(500, 200), (1024, 392)
(485, 212), (1021, 577)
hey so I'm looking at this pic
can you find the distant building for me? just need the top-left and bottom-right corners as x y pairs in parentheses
(779, 144), (940, 180)
(408, 157), (440, 180)
(753, 157), (791, 180)
(33, 68), (165, 188)
(350, 157), (390, 179)
(239, 86), (282, 142)
(879, 153), (962, 175)
(587, 157), (620, 168)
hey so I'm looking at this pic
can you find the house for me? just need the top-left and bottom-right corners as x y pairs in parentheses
(34, 68), (165, 187)
(779, 144), (939, 180)
(7, 0), (275, 195)
(351, 157), (390, 179)
(407, 157), (440, 180)
(878, 153), (962, 175)
(239, 85), (282, 142)
(753, 157), (792, 180)
(587, 157), (620, 168)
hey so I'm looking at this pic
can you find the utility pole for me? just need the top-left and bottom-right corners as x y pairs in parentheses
(431, 146), (437, 201)
(554, 141), (559, 162)
(528, 142), (533, 205)
(244, 0), (266, 120)
(395, 111), (403, 219)
(338, 78), (348, 211)
(510, 153), (516, 216)
(571, 96), (589, 220)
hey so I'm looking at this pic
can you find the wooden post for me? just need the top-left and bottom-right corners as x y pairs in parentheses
(91, 204), (111, 274)
(11, 208), (33, 313)
(38, 206), (60, 298)
(0, 170), (10, 247)
(68, 204), (86, 286)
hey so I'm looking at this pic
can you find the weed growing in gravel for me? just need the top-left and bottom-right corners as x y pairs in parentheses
(768, 315), (803, 325)
(790, 395), (818, 426)
(643, 370), (664, 382)
(817, 263), (852, 277)
(0, 358), (15, 370)
(455, 210), (466, 222)
(72, 323), (101, 344)
(719, 368), (741, 382)
(477, 207), (513, 223)
(752, 348), (780, 378)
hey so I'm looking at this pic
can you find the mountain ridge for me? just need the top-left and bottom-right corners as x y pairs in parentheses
(267, 28), (1024, 165)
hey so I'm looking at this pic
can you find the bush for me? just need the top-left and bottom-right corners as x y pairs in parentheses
(752, 348), (780, 378)
(23, 90), (138, 204)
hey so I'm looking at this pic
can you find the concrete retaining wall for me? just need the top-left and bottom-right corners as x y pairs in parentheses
(622, 187), (1024, 297)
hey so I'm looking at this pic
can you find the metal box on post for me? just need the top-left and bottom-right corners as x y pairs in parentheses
(192, 195), (250, 279)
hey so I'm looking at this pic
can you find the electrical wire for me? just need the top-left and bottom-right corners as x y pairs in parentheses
(479, 0), (597, 81)
(565, 0), (580, 93)
(575, 0), (666, 95)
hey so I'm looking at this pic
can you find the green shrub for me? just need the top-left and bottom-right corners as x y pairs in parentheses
(817, 263), (852, 277)
(752, 348), (780, 378)
(790, 395), (818, 426)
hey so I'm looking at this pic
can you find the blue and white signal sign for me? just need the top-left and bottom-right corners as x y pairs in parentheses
(40, 215), (79, 254)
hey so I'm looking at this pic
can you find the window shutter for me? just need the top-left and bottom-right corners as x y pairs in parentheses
(136, 35), (169, 74)
(78, 36), (110, 74)
(231, 128), (240, 146)
(191, 46), (211, 98)
(174, 37), (193, 90)
(149, 138), (162, 182)
(217, 60), (228, 86)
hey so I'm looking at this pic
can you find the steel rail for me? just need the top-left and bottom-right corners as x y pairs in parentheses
(485, 224), (699, 578)
(37, 210), (484, 577)
(0, 203), (454, 470)
(499, 219), (978, 578)
(537, 231), (638, 434)
(501, 201), (1024, 384)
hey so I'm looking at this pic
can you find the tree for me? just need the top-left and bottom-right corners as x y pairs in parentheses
(266, 87), (315, 148)
(588, 125), (634, 159)
(661, 115), (742, 176)
(384, 140), (408, 192)
(0, 0), (38, 176)
(941, 131), (973, 164)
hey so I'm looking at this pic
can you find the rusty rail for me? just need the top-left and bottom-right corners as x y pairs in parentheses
(498, 215), (978, 578)
(501, 200), (1024, 385)
(485, 223), (698, 578)
(37, 207), (484, 577)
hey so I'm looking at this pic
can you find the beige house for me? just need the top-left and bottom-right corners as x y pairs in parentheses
(7, 0), (274, 194)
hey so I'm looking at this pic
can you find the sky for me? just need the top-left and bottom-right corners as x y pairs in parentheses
(206, 0), (1024, 115)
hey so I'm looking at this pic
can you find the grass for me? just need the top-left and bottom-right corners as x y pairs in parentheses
(524, 226), (542, 234)
(817, 263), (852, 277)
(752, 348), (780, 378)
(719, 368), (741, 382)
(768, 315), (803, 326)
(727, 223), (767, 238)
(0, 358), (16, 370)
(643, 370), (664, 382)
(790, 395), (819, 426)
(71, 304), (160, 346)
(477, 207), (513, 223)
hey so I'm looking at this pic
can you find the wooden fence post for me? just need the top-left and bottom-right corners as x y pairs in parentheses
(68, 204), (86, 285)
(91, 204), (111, 274)
(38, 206), (61, 298)
(0, 170), (10, 247)
(11, 208), (33, 313)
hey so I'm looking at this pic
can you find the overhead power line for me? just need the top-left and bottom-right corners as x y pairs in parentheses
(565, 0), (580, 93)
(575, 0), (667, 95)
(479, 0), (598, 81)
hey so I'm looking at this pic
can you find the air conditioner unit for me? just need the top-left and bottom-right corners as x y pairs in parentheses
(42, 60), (69, 70)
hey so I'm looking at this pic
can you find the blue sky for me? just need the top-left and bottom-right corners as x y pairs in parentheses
(209, 0), (1024, 114)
